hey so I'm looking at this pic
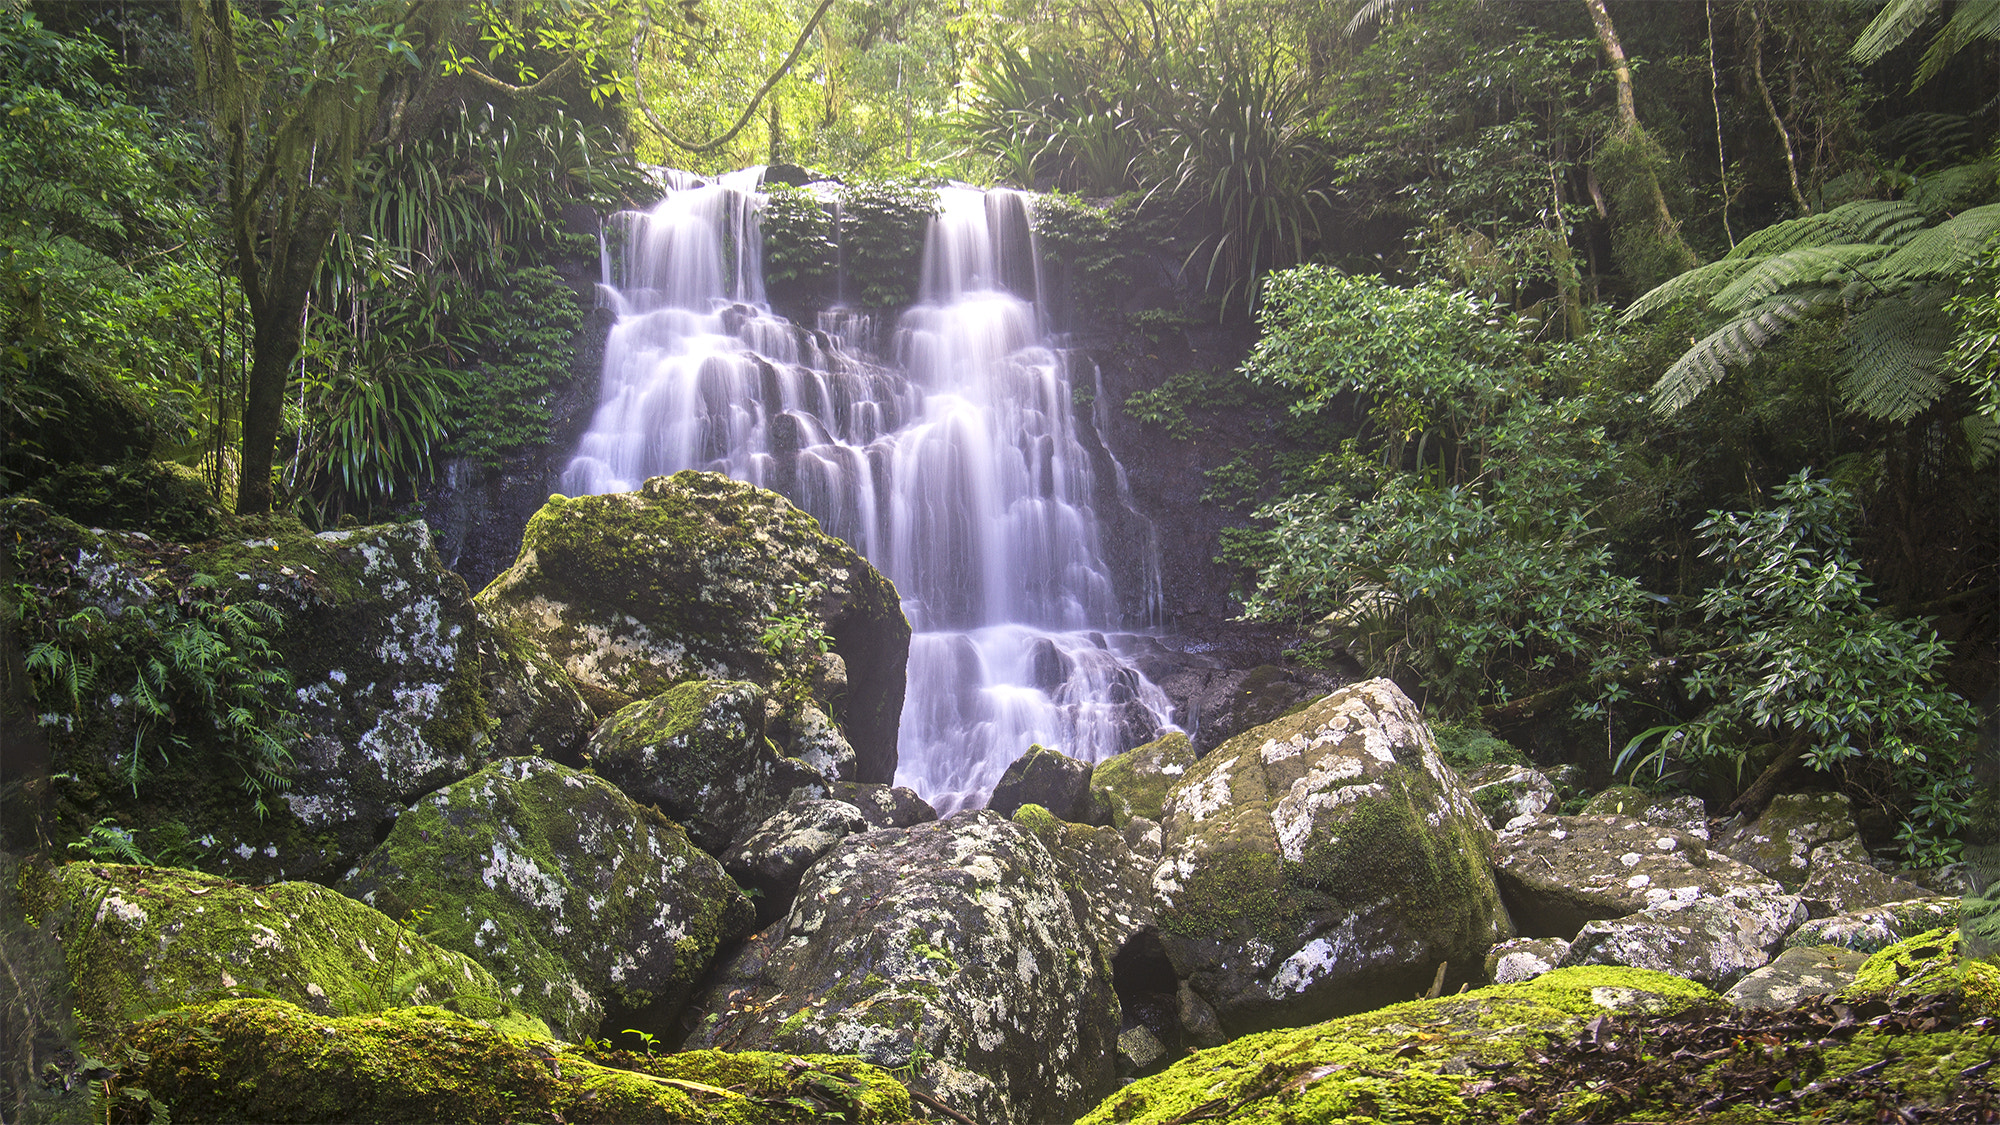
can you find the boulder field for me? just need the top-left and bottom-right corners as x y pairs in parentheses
(4, 473), (1991, 1123)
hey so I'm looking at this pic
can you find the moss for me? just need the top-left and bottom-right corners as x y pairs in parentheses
(22, 459), (225, 541)
(31, 863), (545, 1047)
(1091, 732), (1195, 828)
(116, 999), (911, 1124)
(1010, 802), (1060, 838)
(1160, 847), (1295, 939)
(1841, 926), (2000, 1016)
(1077, 967), (1717, 1125)
(1292, 782), (1496, 944)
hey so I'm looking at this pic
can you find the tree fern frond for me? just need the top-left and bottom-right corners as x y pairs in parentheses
(1650, 292), (1832, 414)
(1852, 0), (1942, 63)
(1820, 199), (1930, 246)
(1621, 258), (1757, 323)
(1841, 293), (1952, 422)
(1711, 244), (1891, 310)
(1909, 158), (1998, 219)
(1916, 0), (2000, 88)
(1726, 214), (1834, 259)
(1964, 412), (2000, 469)
(1343, 0), (1414, 39)
(1869, 203), (2000, 281)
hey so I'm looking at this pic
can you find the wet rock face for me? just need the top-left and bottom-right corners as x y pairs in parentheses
(1493, 815), (1793, 939)
(21, 862), (545, 1039)
(476, 472), (910, 783)
(585, 679), (831, 854)
(5, 502), (502, 883)
(989, 744), (1108, 824)
(685, 811), (1121, 1125)
(340, 757), (754, 1041)
(1150, 679), (1508, 1034)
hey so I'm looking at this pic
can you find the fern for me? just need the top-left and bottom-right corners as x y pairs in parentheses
(1650, 292), (1832, 414)
(1710, 244), (1890, 311)
(1620, 258), (1754, 323)
(1820, 199), (1931, 247)
(1850, 0), (1944, 65)
(1841, 293), (1952, 422)
(1868, 203), (2000, 282)
(1909, 158), (1998, 219)
(1964, 413), (2000, 469)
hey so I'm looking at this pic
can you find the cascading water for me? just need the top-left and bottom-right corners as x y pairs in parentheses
(564, 170), (1177, 812)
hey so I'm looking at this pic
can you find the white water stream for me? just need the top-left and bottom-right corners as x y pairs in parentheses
(564, 169), (1176, 812)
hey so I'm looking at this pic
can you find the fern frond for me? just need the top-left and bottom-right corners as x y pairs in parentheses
(1915, 0), (2000, 88)
(1909, 159), (1998, 219)
(1868, 203), (2000, 281)
(1851, 0), (1942, 63)
(1882, 113), (1976, 166)
(1726, 215), (1833, 259)
(1710, 244), (1891, 311)
(1820, 200), (1930, 246)
(1621, 258), (1757, 323)
(1964, 412), (2000, 469)
(1841, 294), (1952, 422)
(1650, 292), (1833, 414)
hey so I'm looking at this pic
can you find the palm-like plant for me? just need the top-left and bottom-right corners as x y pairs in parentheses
(1624, 158), (2000, 428)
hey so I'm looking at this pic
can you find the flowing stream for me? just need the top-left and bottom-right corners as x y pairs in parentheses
(564, 169), (1176, 811)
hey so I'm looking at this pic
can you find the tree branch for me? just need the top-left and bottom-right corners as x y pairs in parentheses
(630, 0), (837, 155)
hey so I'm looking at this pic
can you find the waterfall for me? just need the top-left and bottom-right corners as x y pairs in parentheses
(564, 172), (1177, 813)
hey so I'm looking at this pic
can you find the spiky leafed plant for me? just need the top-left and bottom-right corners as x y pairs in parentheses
(1623, 158), (2000, 427)
(958, 45), (1150, 195)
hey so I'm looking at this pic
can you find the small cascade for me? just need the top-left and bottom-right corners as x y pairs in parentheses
(564, 172), (1176, 812)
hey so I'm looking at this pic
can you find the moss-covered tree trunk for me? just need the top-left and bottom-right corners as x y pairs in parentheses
(1584, 0), (1700, 290)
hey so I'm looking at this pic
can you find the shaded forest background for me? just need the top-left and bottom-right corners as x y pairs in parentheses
(2, 0), (1995, 863)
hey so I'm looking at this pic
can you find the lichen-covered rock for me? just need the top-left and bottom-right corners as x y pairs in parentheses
(1723, 945), (1870, 1010)
(20, 862), (544, 1039)
(722, 797), (870, 925)
(767, 697), (857, 781)
(1578, 785), (1710, 839)
(1151, 679), (1508, 1033)
(1010, 804), (1159, 961)
(475, 604), (595, 762)
(1798, 857), (1931, 919)
(5, 501), (502, 883)
(586, 679), (827, 853)
(1718, 791), (1865, 888)
(476, 472), (910, 782)
(817, 780), (938, 828)
(1558, 898), (1781, 990)
(685, 811), (1120, 1125)
(1464, 763), (1558, 828)
(1485, 936), (1572, 984)
(1493, 814), (1793, 939)
(1783, 896), (1961, 953)
(1092, 731), (1196, 828)
(112, 998), (911, 1124)
(340, 757), (753, 1040)
(1076, 966), (1719, 1125)
(989, 744), (1107, 824)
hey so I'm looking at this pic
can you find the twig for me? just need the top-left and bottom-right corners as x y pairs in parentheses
(910, 1087), (979, 1125)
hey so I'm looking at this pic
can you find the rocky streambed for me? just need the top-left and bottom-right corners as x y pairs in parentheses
(3, 473), (1992, 1123)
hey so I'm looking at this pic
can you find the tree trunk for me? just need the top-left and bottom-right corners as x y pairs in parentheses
(233, 207), (336, 515)
(1582, 0), (1700, 288)
(1724, 734), (1807, 820)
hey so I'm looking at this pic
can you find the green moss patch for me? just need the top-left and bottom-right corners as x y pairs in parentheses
(1092, 731), (1195, 827)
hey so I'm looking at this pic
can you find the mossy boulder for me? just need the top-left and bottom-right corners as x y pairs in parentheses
(19, 861), (544, 1042)
(721, 796), (870, 926)
(685, 811), (1121, 1125)
(112, 998), (910, 1124)
(1717, 790), (1867, 888)
(1091, 731), (1196, 828)
(1798, 857), (1932, 919)
(475, 604), (596, 762)
(1784, 895), (1962, 954)
(1465, 762), (1558, 828)
(20, 459), (224, 541)
(1578, 785), (1711, 839)
(1723, 944), (1871, 1010)
(1841, 927), (2000, 1015)
(476, 471), (910, 782)
(989, 743), (1108, 824)
(1076, 966), (1719, 1125)
(586, 679), (829, 853)
(4, 502), (502, 883)
(1150, 679), (1508, 1033)
(1493, 814), (1798, 940)
(339, 757), (754, 1041)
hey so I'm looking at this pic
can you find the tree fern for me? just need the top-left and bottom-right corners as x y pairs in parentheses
(1619, 258), (1754, 323)
(1650, 292), (1833, 413)
(1710, 244), (1890, 310)
(1909, 158), (1996, 219)
(1868, 203), (2000, 282)
(1841, 293), (1952, 422)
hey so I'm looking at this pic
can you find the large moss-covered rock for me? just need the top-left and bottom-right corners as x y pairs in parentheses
(4, 501), (502, 883)
(475, 604), (596, 762)
(1723, 945), (1870, 1010)
(19, 862), (544, 1040)
(1783, 895), (1962, 953)
(1718, 790), (1867, 888)
(685, 811), (1120, 1125)
(1150, 679), (1508, 1034)
(1091, 731), (1196, 828)
(1798, 857), (1931, 919)
(340, 757), (754, 1040)
(476, 472), (910, 782)
(112, 998), (911, 1124)
(722, 796), (871, 926)
(586, 679), (828, 853)
(1493, 814), (1795, 939)
(1077, 966), (1719, 1125)
(989, 743), (1106, 824)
